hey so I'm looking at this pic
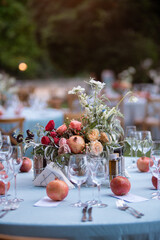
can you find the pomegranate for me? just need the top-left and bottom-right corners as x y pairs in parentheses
(46, 179), (69, 201)
(68, 135), (85, 154)
(0, 162), (4, 170)
(0, 181), (10, 195)
(20, 157), (32, 172)
(110, 176), (131, 196)
(152, 176), (158, 189)
(137, 156), (153, 172)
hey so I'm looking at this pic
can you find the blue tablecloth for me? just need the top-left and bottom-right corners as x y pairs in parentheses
(0, 158), (160, 240)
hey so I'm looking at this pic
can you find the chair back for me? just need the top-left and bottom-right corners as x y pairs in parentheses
(0, 117), (25, 145)
(146, 97), (160, 119)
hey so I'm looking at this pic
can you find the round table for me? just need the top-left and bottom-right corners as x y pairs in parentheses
(0, 157), (160, 240)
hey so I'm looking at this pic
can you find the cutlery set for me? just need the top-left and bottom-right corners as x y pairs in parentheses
(116, 199), (144, 218)
(81, 206), (93, 222)
(0, 202), (20, 218)
(81, 200), (144, 222)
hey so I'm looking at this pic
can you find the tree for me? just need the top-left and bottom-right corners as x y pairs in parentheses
(0, 0), (42, 78)
(30, 0), (160, 82)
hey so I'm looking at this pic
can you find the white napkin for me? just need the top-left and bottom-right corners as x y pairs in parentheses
(33, 162), (74, 189)
(34, 196), (60, 207)
(110, 193), (149, 203)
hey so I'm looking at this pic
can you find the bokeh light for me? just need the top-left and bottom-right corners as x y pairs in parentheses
(18, 62), (28, 71)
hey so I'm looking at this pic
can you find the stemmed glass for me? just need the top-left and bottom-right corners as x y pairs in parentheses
(0, 131), (2, 149)
(125, 126), (136, 168)
(0, 135), (14, 209)
(150, 141), (160, 200)
(137, 131), (152, 157)
(130, 131), (139, 168)
(10, 146), (23, 203)
(68, 154), (89, 207)
(90, 156), (108, 208)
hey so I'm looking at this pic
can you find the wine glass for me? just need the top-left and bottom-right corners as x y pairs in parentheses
(0, 131), (2, 149)
(125, 126), (136, 168)
(130, 131), (139, 168)
(150, 141), (160, 200)
(68, 154), (89, 207)
(0, 136), (14, 209)
(137, 131), (152, 157)
(90, 156), (108, 208)
(10, 146), (23, 203)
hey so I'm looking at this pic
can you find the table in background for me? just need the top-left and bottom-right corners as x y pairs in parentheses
(0, 157), (160, 240)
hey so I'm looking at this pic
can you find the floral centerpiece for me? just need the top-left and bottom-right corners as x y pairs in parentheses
(17, 78), (132, 174)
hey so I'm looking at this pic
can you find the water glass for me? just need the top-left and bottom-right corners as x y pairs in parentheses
(68, 154), (89, 207)
(125, 126), (136, 168)
(11, 146), (23, 203)
(150, 141), (160, 200)
(90, 156), (108, 207)
(137, 131), (152, 157)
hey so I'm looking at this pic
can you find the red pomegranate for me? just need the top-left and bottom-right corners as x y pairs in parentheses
(110, 176), (131, 196)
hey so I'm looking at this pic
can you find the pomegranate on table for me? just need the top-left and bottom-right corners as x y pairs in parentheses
(46, 179), (69, 201)
(110, 176), (131, 196)
(137, 156), (153, 172)
(20, 157), (32, 172)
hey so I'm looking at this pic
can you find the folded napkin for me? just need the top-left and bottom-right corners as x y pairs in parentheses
(110, 193), (149, 203)
(33, 162), (74, 189)
(34, 196), (61, 207)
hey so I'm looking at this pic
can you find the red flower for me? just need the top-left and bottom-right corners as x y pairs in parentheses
(54, 137), (59, 145)
(56, 124), (67, 135)
(45, 120), (55, 131)
(69, 120), (82, 131)
(50, 131), (57, 138)
(41, 136), (51, 145)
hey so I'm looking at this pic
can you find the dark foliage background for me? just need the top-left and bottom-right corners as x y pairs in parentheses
(1, 0), (160, 81)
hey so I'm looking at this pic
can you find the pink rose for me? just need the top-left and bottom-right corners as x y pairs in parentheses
(53, 137), (59, 145)
(45, 120), (55, 131)
(50, 131), (57, 138)
(59, 138), (67, 147)
(58, 144), (71, 155)
(56, 124), (67, 135)
(41, 136), (51, 145)
(69, 120), (82, 131)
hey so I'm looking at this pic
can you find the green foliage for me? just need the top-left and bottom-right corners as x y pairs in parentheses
(0, 0), (43, 78)
(30, 0), (160, 81)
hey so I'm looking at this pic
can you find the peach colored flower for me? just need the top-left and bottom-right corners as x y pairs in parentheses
(87, 129), (99, 141)
(69, 120), (82, 131)
(56, 124), (67, 135)
(90, 140), (103, 156)
(100, 132), (111, 143)
(58, 144), (71, 155)
(59, 138), (67, 147)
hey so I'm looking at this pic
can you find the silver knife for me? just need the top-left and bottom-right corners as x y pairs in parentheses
(88, 207), (93, 221)
(81, 206), (87, 222)
(0, 210), (9, 218)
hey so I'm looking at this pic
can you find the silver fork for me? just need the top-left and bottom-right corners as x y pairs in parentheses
(116, 200), (141, 218)
(120, 200), (144, 217)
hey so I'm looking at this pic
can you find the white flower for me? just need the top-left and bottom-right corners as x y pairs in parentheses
(68, 86), (85, 95)
(89, 78), (105, 90)
(128, 96), (138, 103)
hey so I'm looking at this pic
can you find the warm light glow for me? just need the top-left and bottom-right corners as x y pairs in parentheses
(18, 62), (28, 71)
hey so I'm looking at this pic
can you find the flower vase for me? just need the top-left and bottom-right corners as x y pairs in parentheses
(33, 154), (47, 179)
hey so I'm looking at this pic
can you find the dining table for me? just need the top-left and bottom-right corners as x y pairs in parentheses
(0, 157), (160, 240)
(0, 106), (64, 132)
(0, 106), (64, 158)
